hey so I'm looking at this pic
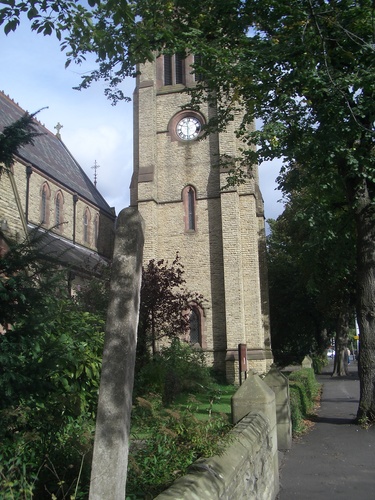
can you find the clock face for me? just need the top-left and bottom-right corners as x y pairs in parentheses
(176, 116), (201, 141)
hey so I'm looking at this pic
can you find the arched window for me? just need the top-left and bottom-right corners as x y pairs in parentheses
(188, 188), (195, 230)
(189, 308), (201, 345)
(94, 213), (99, 247)
(83, 207), (91, 244)
(55, 191), (64, 229)
(40, 182), (50, 225)
(182, 185), (196, 232)
(188, 304), (206, 348)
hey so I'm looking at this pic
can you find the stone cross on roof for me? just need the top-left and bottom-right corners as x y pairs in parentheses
(54, 122), (63, 139)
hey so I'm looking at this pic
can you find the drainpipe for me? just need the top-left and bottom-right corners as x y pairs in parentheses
(25, 165), (33, 223)
(7, 167), (28, 238)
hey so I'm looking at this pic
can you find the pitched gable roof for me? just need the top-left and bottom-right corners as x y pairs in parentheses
(0, 91), (115, 218)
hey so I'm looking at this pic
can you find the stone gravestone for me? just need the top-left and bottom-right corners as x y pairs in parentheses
(89, 207), (145, 500)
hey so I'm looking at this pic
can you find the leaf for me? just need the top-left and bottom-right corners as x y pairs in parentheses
(4, 19), (18, 35)
(27, 7), (38, 20)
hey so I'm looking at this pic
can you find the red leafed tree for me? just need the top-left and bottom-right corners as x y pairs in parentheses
(138, 253), (203, 358)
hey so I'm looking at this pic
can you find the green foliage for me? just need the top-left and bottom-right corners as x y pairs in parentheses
(135, 339), (212, 402)
(0, 110), (41, 171)
(1, 299), (104, 418)
(74, 261), (111, 317)
(128, 394), (231, 498)
(0, 301), (103, 498)
(267, 174), (356, 363)
(0, 236), (105, 498)
(175, 383), (236, 420)
(289, 369), (320, 403)
(1, 412), (94, 499)
(289, 385), (307, 435)
(1, 231), (62, 329)
(3, 0), (375, 420)
(311, 353), (328, 375)
(288, 368), (320, 435)
(130, 343), (234, 497)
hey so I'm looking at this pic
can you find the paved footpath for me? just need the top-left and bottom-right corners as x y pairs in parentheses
(278, 360), (375, 499)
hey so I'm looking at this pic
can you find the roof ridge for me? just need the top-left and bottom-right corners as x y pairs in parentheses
(0, 89), (55, 137)
(0, 90), (116, 218)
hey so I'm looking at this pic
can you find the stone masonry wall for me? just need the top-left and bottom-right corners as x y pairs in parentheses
(154, 412), (279, 500)
(133, 58), (272, 378)
(1, 159), (114, 259)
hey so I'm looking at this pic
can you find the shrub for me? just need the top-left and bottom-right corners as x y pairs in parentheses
(128, 394), (231, 498)
(312, 353), (328, 374)
(0, 409), (94, 499)
(288, 368), (320, 435)
(289, 385), (306, 434)
(135, 339), (212, 402)
(0, 290), (104, 498)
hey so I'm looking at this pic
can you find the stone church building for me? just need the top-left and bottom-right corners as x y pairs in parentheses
(131, 55), (273, 381)
(0, 91), (115, 286)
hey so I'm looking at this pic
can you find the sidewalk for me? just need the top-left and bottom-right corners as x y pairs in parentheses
(278, 360), (375, 499)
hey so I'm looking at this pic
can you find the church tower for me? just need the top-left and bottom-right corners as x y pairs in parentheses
(131, 54), (273, 381)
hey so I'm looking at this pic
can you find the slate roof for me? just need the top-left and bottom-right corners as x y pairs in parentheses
(27, 222), (108, 273)
(0, 91), (115, 218)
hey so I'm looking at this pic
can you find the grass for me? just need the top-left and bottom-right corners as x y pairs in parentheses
(130, 383), (236, 439)
(173, 384), (236, 420)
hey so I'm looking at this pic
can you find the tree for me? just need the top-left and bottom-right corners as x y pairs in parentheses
(272, 142), (359, 376)
(138, 254), (203, 360)
(74, 261), (111, 317)
(0, 236), (105, 498)
(2, 0), (374, 421)
(267, 166), (357, 374)
(0, 112), (106, 496)
(267, 213), (330, 365)
(0, 110), (41, 173)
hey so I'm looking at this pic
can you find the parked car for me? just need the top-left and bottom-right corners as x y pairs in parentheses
(327, 348), (335, 358)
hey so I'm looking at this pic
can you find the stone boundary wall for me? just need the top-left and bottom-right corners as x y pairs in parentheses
(154, 411), (278, 500)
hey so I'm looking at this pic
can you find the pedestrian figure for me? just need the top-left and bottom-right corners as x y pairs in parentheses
(347, 347), (351, 364)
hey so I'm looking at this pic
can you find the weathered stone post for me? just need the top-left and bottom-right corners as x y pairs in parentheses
(301, 355), (313, 369)
(264, 365), (292, 451)
(89, 208), (144, 500)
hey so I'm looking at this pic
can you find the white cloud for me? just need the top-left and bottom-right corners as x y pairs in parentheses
(0, 22), (284, 219)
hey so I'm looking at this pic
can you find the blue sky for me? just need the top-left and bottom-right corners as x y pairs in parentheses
(0, 22), (284, 219)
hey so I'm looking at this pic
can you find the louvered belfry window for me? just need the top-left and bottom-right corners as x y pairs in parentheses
(163, 54), (185, 85)
(175, 53), (185, 84)
(164, 54), (172, 85)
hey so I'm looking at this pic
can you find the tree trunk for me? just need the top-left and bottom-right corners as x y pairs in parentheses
(355, 199), (375, 422)
(332, 307), (350, 377)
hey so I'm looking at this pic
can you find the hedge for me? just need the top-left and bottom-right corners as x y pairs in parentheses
(288, 368), (320, 435)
